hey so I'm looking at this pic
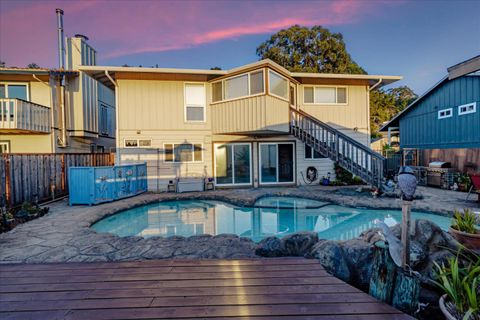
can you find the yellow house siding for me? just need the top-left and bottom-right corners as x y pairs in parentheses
(2, 135), (52, 153)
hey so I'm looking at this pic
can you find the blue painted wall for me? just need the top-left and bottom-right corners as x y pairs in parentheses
(400, 75), (480, 149)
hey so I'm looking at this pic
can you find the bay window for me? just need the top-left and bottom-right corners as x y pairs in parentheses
(268, 70), (288, 99)
(211, 69), (265, 103)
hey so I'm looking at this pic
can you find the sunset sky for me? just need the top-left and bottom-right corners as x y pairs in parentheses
(0, 0), (479, 93)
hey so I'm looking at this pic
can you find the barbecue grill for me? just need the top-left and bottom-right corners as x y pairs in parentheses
(426, 161), (453, 187)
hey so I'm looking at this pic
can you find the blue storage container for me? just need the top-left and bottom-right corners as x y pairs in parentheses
(69, 163), (147, 205)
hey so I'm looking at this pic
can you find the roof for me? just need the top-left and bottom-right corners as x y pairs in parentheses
(380, 72), (480, 131)
(0, 67), (50, 75)
(79, 59), (402, 90)
(447, 55), (480, 80)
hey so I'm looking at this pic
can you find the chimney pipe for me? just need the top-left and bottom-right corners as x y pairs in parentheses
(56, 8), (65, 69)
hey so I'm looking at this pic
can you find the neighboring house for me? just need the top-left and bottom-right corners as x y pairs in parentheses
(81, 59), (401, 191)
(0, 35), (115, 153)
(380, 56), (480, 171)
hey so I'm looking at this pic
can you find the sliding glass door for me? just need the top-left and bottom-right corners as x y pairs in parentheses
(214, 143), (252, 186)
(259, 142), (294, 184)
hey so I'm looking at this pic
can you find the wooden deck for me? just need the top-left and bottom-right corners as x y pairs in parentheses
(0, 258), (413, 320)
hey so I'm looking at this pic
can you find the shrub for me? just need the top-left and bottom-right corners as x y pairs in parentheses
(452, 209), (479, 234)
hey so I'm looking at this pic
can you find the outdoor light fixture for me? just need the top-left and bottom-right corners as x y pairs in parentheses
(397, 166), (417, 269)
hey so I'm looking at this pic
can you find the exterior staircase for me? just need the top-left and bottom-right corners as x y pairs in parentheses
(290, 107), (385, 188)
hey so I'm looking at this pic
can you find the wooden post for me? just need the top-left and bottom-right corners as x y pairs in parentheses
(369, 241), (397, 304)
(392, 269), (420, 315)
(401, 200), (412, 269)
(4, 155), (11, 208)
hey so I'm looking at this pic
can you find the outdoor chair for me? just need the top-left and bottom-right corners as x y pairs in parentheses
(466, 173), (480, 202)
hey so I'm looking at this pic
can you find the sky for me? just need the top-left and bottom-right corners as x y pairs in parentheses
(0, 0), (479, 94)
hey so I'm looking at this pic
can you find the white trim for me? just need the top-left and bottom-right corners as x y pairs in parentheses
(213, 142), (253, 186)
(268, 69), (289, 101)
(163, 142), (204, 163)
(259, 142), (295, 185)
(437, 108), (453, 119)
(0, 82), (30, 100)
(184, 82), (206, 123)
(458, 102), (476, 115)
(303, 85), (348, 105)
(211, 69), (266, 104)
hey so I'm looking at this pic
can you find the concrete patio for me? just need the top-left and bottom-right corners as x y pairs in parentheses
(0, 186), (478, 264)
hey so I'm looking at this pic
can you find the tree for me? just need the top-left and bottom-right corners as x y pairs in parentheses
(256, 25), (365, 74)
(26, 63), (40, 69)
(0, 60), (5, 68)
(210, 67), (222, 70)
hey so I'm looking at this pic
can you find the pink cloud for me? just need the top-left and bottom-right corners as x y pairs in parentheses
(0, 0), (403, 67)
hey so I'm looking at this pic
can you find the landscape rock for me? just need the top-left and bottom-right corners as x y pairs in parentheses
(255, 236), (284, 257)
(340, 239), (374, 288)
(282, 232), (318, 256)
(310, 240), (351, 282)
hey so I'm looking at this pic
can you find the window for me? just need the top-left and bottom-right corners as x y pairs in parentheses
(438, 108), (452, 119)
(268, 70), (288, 99)
(304, 86), (348, 104)
(213, 69), (265, 103)
(185, 83), (205, 122)
(214, 143), (252, 185)
(164, 143), (203, 163)
(0, 141), (10, 154)
(124, 139), (152, 148)
(289, 85), (296, 106)
(458, 102), (476, 115)
(304, 144), (325, 159)
(99, 104), (108, 135)
(259, 142), (295, 184)
(0, 83), (28, 100)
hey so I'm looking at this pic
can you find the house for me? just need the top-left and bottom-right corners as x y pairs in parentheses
(380, 56), (480, 171)
(81, 60), (401, 191)
(0, 34), (116, 153)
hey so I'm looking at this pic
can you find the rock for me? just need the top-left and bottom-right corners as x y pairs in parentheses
(409, 240), (427, 268)
(390, 224), (402, 239)
(418, 249), (455, 281)
(341, 239), (374, 288)
(255, 237), (284, 257)
(359, 228), (383, 244)
(310, 240), (351, 282)
(281, 232), (319, 256)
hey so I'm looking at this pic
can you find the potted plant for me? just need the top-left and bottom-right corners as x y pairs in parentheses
(457, 174), (472, 192)
(433, 250), (479, 320)
(449, 209), (480, 250)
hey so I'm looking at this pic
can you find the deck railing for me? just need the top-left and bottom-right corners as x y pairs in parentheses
(0, 98), (51, 133)
(290, 107), (385, 187)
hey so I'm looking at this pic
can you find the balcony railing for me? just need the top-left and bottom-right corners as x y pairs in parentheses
(0, 98), (51, 133)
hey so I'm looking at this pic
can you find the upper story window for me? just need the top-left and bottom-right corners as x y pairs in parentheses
(458, 102), (476, 115)
(304, 86), (347, 104)
(0, 83), (29, 100)
(212, 69), (265, 103)
(268, 70), (288, 100)
(438, 108), (452, 119)
(184, 83), (205, 122)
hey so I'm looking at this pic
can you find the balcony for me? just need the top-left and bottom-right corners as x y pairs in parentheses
(0, 99), (51, 133)
(211, 95), (290, 135)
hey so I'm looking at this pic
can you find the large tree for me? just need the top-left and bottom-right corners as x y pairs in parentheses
(256, 25), (417, 137)
(256, 25), (365, 74)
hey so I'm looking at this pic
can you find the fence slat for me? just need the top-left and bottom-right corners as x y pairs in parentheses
(0, 153), (115, 208)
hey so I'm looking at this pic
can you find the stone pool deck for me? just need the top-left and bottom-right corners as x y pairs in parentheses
(0, 186), (478, 264)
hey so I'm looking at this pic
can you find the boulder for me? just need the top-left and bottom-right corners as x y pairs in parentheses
(340, 239), (374, 288)
(310, 240), (351, 282)
(281, 232), (319, 256)
(255, 236), (284, 257)
(409, 240), (427, 268)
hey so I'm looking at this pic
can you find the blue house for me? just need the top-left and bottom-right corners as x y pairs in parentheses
(381, 56), (480, 172)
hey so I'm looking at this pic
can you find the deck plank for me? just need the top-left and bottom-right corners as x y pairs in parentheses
(0, 258), (413, 320)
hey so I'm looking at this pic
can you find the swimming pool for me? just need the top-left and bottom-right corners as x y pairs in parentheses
(91, 197), (452, 242)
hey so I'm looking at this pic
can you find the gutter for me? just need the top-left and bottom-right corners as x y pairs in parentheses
(369, 78), (383, 91)
(105, 70), (119, 164)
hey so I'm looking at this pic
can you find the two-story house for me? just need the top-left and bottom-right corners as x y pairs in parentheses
(0, 35), (116, 153)
(81, 60), (401, 191)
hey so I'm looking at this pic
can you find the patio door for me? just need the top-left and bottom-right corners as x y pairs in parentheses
(214, 143), (252, 186)
(259, 142), (295, 184)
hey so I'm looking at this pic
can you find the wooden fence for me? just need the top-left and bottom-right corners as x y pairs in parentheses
(0, 153), (115, 208)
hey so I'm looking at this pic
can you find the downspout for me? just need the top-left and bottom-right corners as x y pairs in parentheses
(56, 8), (68, 148)
(105, 70), (119, 164)
(32, 74), (55, 151)
(367, 78), (383, 145)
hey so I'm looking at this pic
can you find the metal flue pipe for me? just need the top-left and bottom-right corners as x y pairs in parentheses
(56, 8), (65, 69)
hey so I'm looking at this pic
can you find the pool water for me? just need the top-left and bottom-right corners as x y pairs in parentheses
(91, 197), (452, 242)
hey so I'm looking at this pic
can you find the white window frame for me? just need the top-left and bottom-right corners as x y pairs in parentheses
(268, 69), (289, 102)
(304, 144), (325, 160)
(213, 142), (252, 186)
(211, 69), (266, 104)
(0, 82), (30, 100)
(163, 143), (204, 163)
(184, 82), (206, 123)
(0, 141), (10, 154)
(458, 102), (476, 116)
(259, 142), (295, 185)
(124, 139), (152, 148)
(303, 85), (348, 105)
(438, 108), (453, 119)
